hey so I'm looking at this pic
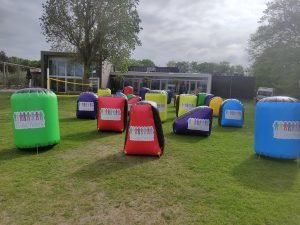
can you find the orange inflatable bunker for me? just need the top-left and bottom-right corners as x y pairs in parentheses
(97, 95), (128, 132)
(124, 102), (165, 156)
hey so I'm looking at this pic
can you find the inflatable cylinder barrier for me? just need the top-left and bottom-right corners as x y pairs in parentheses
(173, 106), (213, 136)
(128, 96), (142, 112)
(76, 92), (98, 119)
(197, 92), (207, 106)
(97, 96), (128, 132)
(166, 90), (173, 104)
(145, 91), (168, 122)
(11, 88), (60, 149)
(205, 94), (215, 106)
(124, 86), (134, 96)
(219, 99), (244, 128)
(124, 101), (165, 156)
(209, 97), (223, 117)
(139, 87), (150, 100)
(97, 88), (111, 96)
(255, 96), (300, 159)
(176, 94), (197, 117)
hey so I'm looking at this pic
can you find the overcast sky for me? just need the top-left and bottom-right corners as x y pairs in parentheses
(0, 0), (267, 66)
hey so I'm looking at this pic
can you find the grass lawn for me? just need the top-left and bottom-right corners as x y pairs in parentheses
(0, 92), (299, 225)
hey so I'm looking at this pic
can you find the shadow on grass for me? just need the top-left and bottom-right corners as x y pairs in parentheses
(164, 131), (208, 143)
(60, 117), (97, 123)
(232, 154), (299, 192)
(73, 152), (157, 179)
(0, 145), (55, 161)
(61, 130), (123, 142)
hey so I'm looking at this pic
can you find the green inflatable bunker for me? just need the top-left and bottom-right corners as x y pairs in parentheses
(11, 88), (60, 149)
(197, 92), (207, 106)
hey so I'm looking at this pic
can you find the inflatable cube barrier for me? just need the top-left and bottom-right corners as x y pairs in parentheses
(145, 91), (168, 122)
(166, 90), (173, 104)
(124, 86), (134, 96)
(97, 88), (111, 96)
(76, 92), (98, 119)
(209, 97), (223, 117)
(11, 88), (60, 149)
(173, 106), (213, 136)
(176, 94), (197, 117)
(124, 101), (165, 156)
(128, 96), (142, 112)
(219, 99), (244, 128)
(255, 96), (300, 159)
(205, 94), (215, 106)
(197, 92), (207, 106)
(139, 87), (150, 100)
(116, 91), (127, 99)
(97, 95), (128, 132)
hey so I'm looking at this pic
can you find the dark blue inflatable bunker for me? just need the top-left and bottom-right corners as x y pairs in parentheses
(139, 87), (150, 100)
(219, 99), (244, 128)
(173, 106), (213, 136)
(166, 89), (173, 104)
(205, 94), (215, 106)
(76, 92), (98, 119)
(255, 96), (300, 159)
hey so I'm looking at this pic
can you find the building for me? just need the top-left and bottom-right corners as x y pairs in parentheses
(41, 51), (112, 93)
(109, 71), (212, 95)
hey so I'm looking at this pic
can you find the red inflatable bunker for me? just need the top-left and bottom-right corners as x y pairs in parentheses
(124, 102), (165, 156)
(123, 86), (134, 96)
(128, 96), (142, 112)
(97, 96), (128, 132)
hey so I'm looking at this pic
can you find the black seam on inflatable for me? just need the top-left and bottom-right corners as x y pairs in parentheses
(151, 105), (165, 152)
(123, 99), (128, 131)
(175, 96), (180, 117)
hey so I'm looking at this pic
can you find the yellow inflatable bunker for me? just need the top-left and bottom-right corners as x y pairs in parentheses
(209, 96), (223, 117)
(97, 88), (111, 96)
(145, 90), (168, 122)
(176, 94), (197, 117)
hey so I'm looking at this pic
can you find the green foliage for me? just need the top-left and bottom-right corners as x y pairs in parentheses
(167, 60), (245, 75)
(249, 0), (300, 98)
(40, 0), (142, 82)
(0, 93), (300, 224)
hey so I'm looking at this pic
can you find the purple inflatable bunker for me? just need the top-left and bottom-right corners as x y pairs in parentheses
(76, 92), (98, 119)
(173, 106), (213, 136)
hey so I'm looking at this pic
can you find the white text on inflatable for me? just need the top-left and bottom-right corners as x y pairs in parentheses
(14, 111), (45, 129)
(187, 118), (210, 131)
(224, 110), (242, 120)
(78, 102), (94, 111)
(182, 103), (195, 112)
(273, 121), (300, 140)
(129, 126), (154, 141)
(100, 108), (121, 121)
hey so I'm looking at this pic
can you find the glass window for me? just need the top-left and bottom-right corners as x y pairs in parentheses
(67, 62), (75, 77)
(74, 63), (83, 77)
(150, 80), (160, 90)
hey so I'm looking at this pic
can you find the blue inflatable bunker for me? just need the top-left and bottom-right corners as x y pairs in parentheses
(139, 87), (150, 100)
(219, 99), (244, 128)
(255, 96), (300, 159)
(166, 89), (173, 104)
(173, 106), (213, 136)
(76, 92), (98, 119)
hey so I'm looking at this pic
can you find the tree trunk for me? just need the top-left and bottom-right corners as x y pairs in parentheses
(83, 60), (90, 91)
(97, 55), (103, 89)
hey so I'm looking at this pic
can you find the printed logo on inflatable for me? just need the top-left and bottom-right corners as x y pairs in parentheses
(78, 102), (94, 111)
(129, 126), (154, 141)
(225, 110), (242, 120)
(100, 108), (121, 121)
(273, 121), (300, 140)
(187, 118), (210, 131)
(157, 103), (165, 112)
(181, 103), (195, 111)
(14, 111), (45, 129)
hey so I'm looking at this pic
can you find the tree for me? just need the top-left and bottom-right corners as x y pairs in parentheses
(40, 0), (141, 84)
(249, 0), (300, 97)
(249, 0), (300, 59)
(0, 50), (8, 62)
